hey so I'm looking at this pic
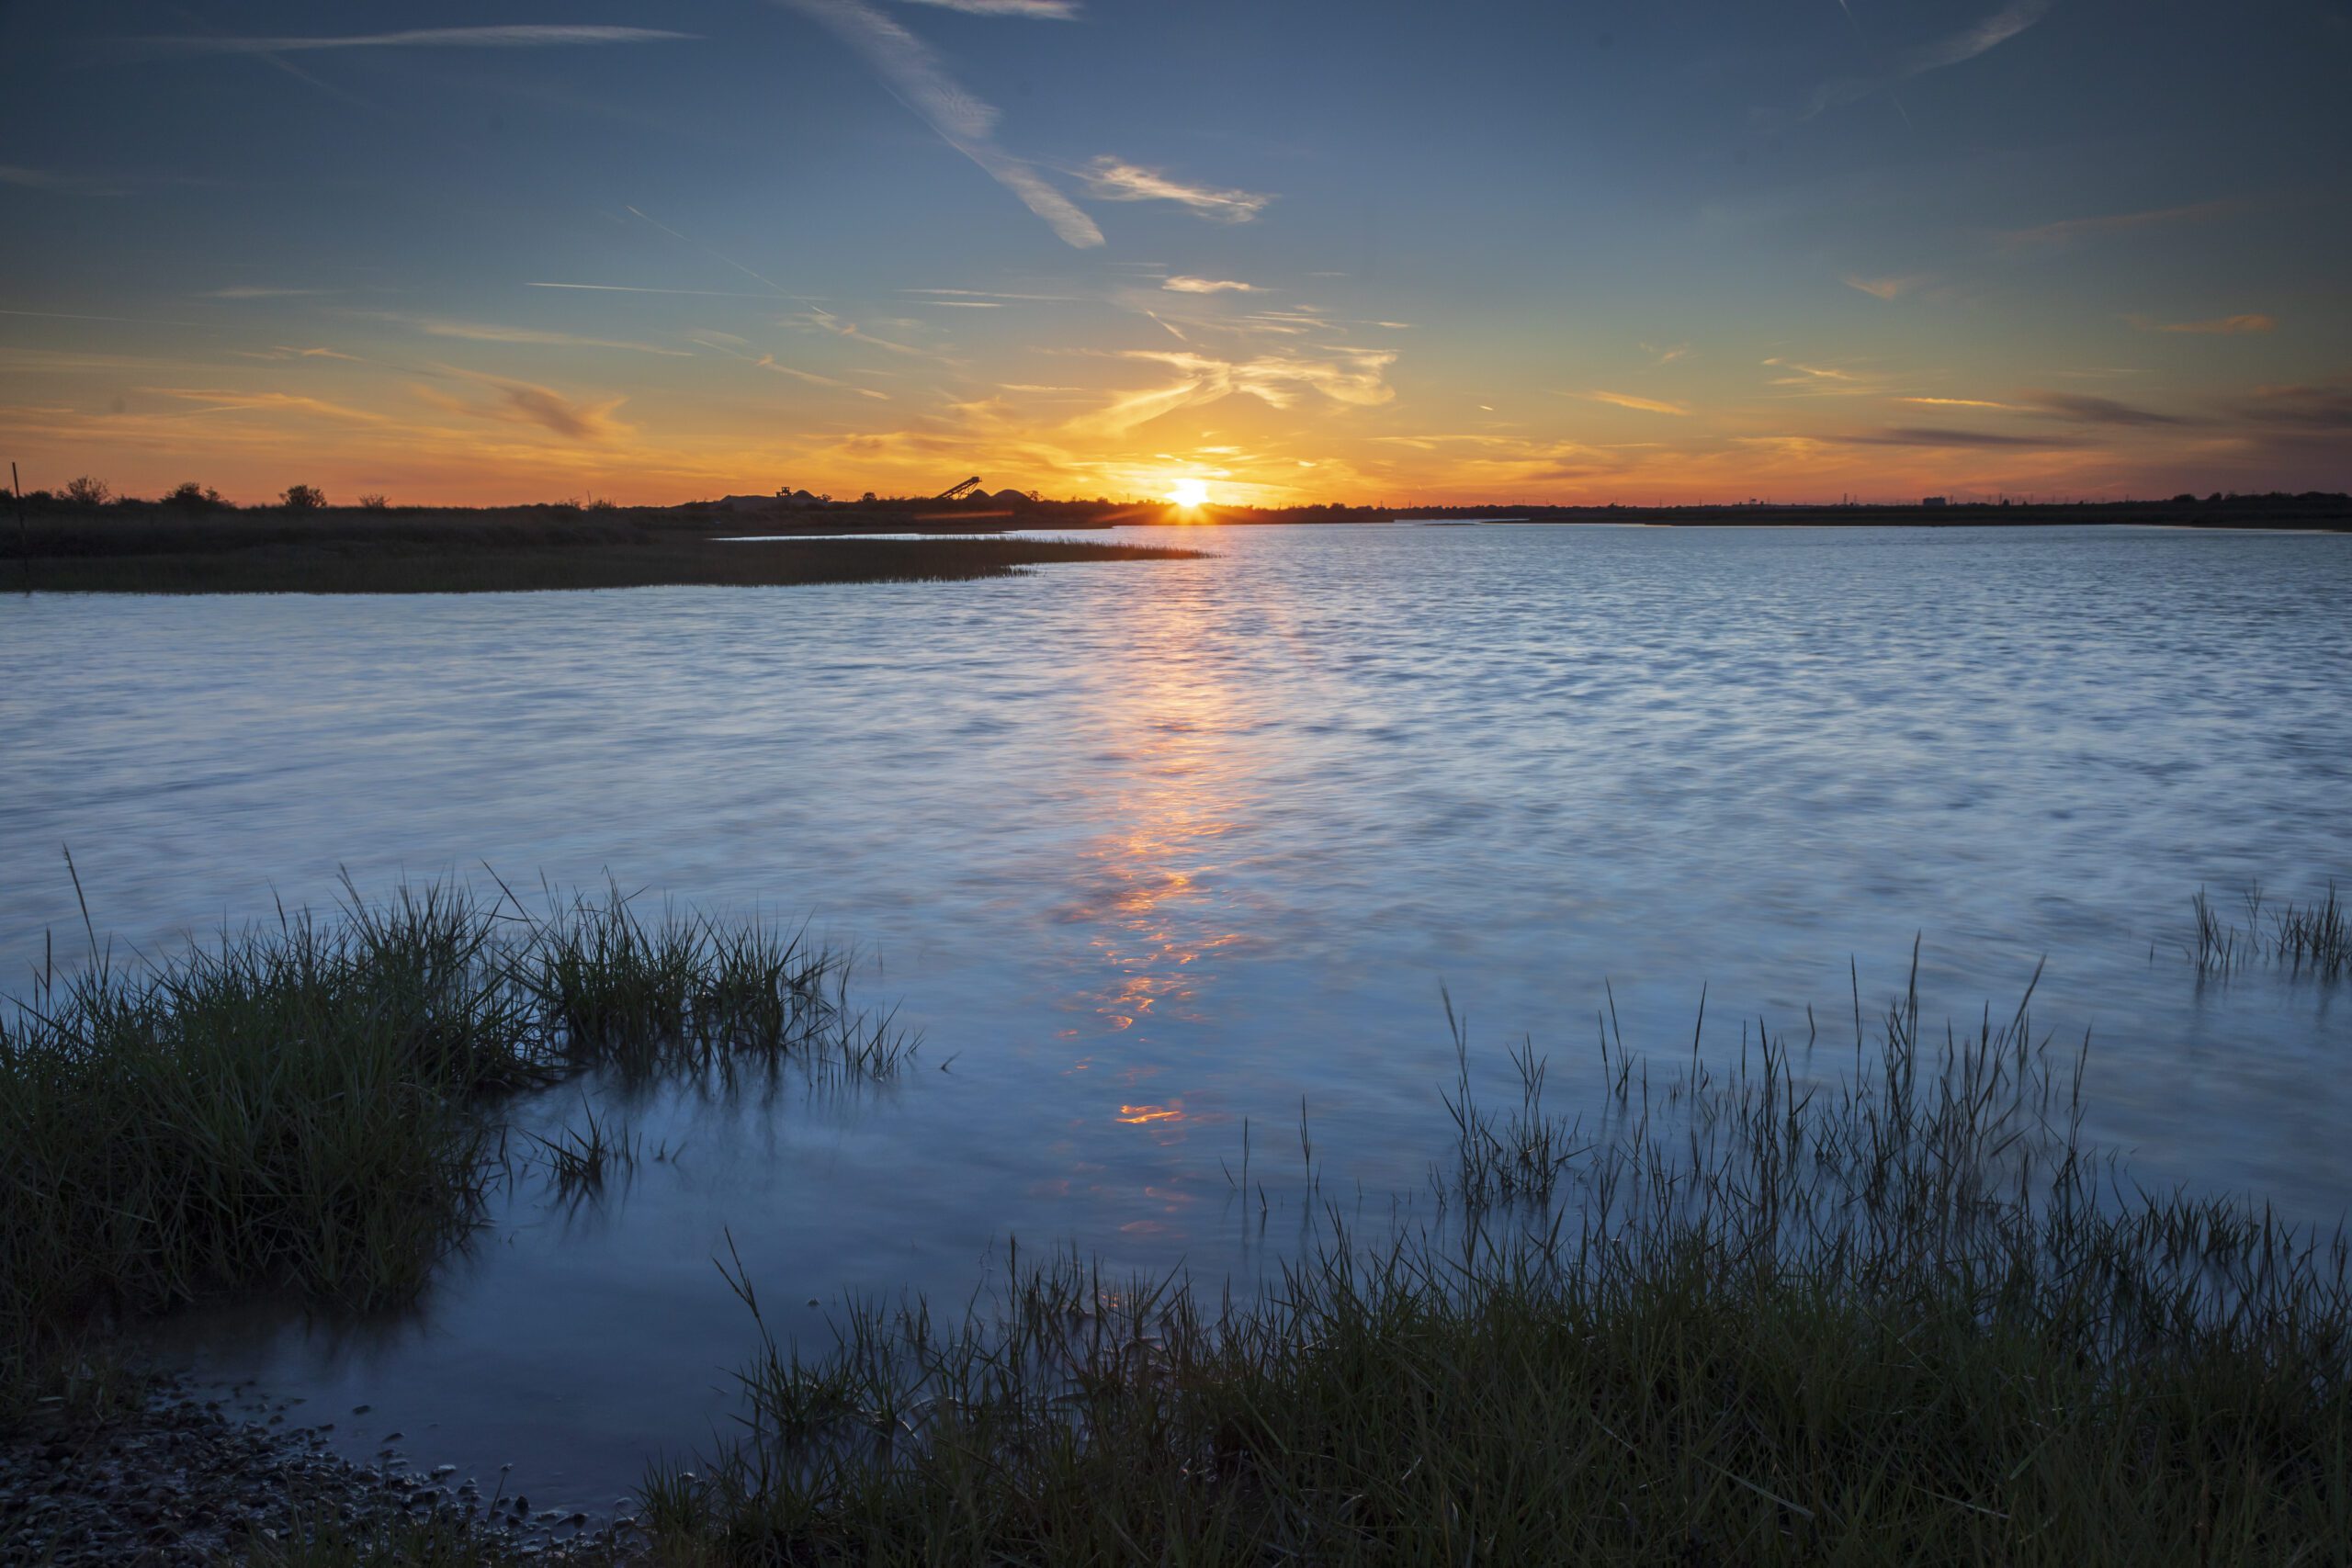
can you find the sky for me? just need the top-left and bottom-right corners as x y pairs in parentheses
(1, 0), (2347, 506)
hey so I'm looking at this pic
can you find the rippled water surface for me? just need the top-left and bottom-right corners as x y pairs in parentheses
(5, 524), (2347, 1506)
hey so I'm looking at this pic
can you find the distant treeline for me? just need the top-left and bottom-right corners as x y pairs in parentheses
(1221, 491), (2352, 530)
(12, 479), (2347, 533)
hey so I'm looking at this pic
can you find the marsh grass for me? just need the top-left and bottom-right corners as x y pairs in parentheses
(2189, 882), (2349, 979)
(0, 874), (910, 1422)
(650, 961), (2352, 1565)
(1439, 988), (1583, 1207)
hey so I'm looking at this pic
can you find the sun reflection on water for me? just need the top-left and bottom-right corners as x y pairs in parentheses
(1052, 588), (1262, 1163)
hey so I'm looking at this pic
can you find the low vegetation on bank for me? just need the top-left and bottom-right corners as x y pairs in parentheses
(3, 502), (1204, 594)
(5, 886), (2347, 1563)
(647, 964), (2351, 1565)
(0, 874), (910, 1426)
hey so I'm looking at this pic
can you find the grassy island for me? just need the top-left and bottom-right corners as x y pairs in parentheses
(2, 502), (1204, 595)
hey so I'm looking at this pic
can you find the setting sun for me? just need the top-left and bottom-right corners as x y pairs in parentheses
(1166, 479), (1211, 508)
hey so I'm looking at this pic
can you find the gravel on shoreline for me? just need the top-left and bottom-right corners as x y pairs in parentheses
(1, 1374), (643, 1565)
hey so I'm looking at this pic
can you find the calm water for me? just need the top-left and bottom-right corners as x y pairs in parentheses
(4, 524), (2347, 1507)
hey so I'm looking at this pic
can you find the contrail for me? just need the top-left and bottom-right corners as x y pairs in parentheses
(128, 26), (699, 56)
(772, 0), (1103, 248)
(621, 206), (834, 321)
(1802, 0), (2054, 120)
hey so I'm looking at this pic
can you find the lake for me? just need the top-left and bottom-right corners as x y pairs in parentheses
(4, 523), (2346, 1510)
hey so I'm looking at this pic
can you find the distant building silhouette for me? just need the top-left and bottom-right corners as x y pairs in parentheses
(1922, 496), (1949, 508)
(715, 490), (825, 514)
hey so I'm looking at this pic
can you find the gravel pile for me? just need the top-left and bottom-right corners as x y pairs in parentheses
(0, 1379), (641, 1564)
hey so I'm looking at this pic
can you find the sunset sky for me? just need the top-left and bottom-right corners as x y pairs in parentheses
(3, 0), (2346, 506)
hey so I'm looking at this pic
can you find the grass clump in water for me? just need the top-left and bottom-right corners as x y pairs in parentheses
(2188, 881), (2350, 979)
(0, 871), (909, 1423)
(649, 964), (2352, 1565)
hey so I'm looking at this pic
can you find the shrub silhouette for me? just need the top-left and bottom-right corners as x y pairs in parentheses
(62, 476), (111, 507)
(281, 484), (327, 512)
(164, 481), (228, 513)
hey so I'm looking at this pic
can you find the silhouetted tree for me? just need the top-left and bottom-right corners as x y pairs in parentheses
(281, 484), (326, 512)
(356, 492), (390, 511)
(62, 475), (110, 506)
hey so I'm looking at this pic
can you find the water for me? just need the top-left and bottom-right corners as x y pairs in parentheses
(4, 523), (2347, 1507)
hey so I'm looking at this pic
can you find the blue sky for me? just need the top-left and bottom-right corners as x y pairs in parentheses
(2, 0), (2346, 503)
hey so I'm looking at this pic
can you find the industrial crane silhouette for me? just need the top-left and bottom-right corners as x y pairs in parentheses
(933, 476), (983, 502)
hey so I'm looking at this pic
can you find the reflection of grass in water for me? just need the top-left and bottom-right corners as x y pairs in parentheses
(520, 1098), (638, 1196)
(654, 956), (2352, 1565)
(0, 867), (910, 1424)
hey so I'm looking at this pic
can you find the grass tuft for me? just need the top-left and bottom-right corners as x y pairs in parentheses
(0, 873), (909, 1423)
(2189, 882), (2350, 979)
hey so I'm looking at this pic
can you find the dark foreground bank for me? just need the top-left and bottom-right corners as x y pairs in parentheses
(0, 1373), (633, 1565)
(2, 504), (1204, 593)
(5, 884), (2348, 1564)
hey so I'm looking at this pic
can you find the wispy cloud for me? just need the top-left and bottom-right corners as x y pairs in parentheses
(901, 288), (1086, 302)
(200, 286), (334, 299)
(685, 334), (893, 399)
(527, 281), (784, 300)
(1833, 426), (2081, 448)
(774, 0), (1102, 247)
(232, 345), (363, 363)
(1080, 158), (1273, 223)
(754, 355), (893, 399)
(0, 307), (209, 327)
(1762, 357), (1893, 396)
(893, 0), (1080, 15)
(369, 312), (690, 356)
(2020, 391), (2193, 427)
(0, 164), (126, 195)
(145, 387), (386, 423)
(412, 373), (629, 441)
(2126, 312), (2277, 335)
(2233, 382), (2352, 431)
(1803, 0), (2053, 119)
(1896, 396), (2018, 410)
(1844, 274), (1928, 300)
(2001, 201), (2238, 248)
(1163, 276), (1256, 294)
(1583, 391), (1690, 415)
(1641, 342), (1691, 364)
(128, 26), (698, 56)
(1069, 349), (1396, 435)
(782, 310), (933, 357)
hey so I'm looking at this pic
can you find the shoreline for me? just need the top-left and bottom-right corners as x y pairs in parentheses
(0, 1371), (636, 1565)
(5, 878), (2345, 1562)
